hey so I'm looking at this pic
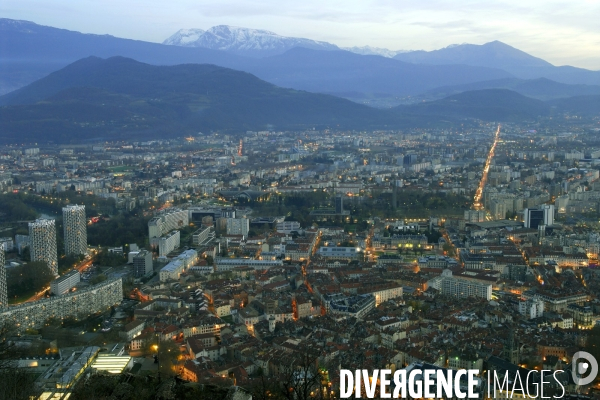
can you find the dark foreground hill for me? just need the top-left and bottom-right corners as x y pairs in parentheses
(397, 89), (551, 121)
(419, 78), (600, 102)
(548, 95), (600, 116)
(0, 57), (592, 144)
(0, 57), (416, 142)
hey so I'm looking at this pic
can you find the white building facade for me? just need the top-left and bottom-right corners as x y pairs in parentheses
(153, 230), (181, 257)
(519, 297), (545, 319)
(51, 270), (81, 295)
(434, 270), (492, 301)
(226, 218), (250, 237)
(148, 208), (189, 238)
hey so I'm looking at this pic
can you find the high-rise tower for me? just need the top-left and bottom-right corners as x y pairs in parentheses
(28, 219), (58, 275)
(63, 205), (87, 256)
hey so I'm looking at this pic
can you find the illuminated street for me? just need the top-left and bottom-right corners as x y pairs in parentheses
(473, 124), (501, 211)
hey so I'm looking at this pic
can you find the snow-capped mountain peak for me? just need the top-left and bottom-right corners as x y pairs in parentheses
(163, 25), (339, 57)
(163, 28), (205, 46)
(341, 45), (408, 58)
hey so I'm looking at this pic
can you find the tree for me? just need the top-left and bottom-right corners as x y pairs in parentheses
(0, 323), (41, 400)
(442, 242), (455, 256)
(279, 350), (324, 400)
(6, 261), (54, 301)
(89, 274), (107, 285)
(96, 249), (126, 267)
(248, 374), (285, 400)
(145, 338), (180, 378)
(21, 247), (30, 262)
(585, 326), (600, 372)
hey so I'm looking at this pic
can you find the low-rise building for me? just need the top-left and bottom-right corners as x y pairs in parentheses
(50, 270), (81, 295)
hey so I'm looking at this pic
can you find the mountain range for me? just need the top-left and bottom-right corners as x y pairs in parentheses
(2, 18), (600, 104)
(0, 57), (596, 144)
(163, 25), (339, 57)
(163, 25), (408, 58)
(416, 77), (600, 102)
(161, 25), (600, 86)
(393, 41), (600, 86)
(0, 18), (599, 144)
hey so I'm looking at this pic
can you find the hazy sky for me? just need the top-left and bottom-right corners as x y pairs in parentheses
(2, 0), (600, 69)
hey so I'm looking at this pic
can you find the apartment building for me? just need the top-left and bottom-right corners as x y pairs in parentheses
(29, 219), (58, 275)
(0, 278), (123, 330)
(63, 204), (87, 256)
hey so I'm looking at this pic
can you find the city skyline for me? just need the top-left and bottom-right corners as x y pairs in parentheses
(1, 2), (600, 397)
(1, 0), (600, 69)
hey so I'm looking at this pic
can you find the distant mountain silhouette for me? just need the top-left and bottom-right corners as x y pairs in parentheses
(396, 89), (551, 121)
(420, 78), (600, 101)
(0, 18), (244, 95)
(0, 18), (513, 99)
(3, 18), (600, 102)
(548, 95), (600, 116)
(394, 41), (600, 85)
(243, 47), (513, 98)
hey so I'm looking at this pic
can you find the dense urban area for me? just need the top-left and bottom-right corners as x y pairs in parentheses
(2, 118), (600, 399)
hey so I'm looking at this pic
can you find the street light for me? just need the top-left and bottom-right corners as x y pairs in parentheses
(153, 336), (161, 382)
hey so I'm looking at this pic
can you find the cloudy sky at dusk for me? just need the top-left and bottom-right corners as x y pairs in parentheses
(2, 0), (600, 69)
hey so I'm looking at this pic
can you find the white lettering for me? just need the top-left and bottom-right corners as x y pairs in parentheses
(392, 370), (406, 398)
(467, 370), (478, 398)
(380, 369), (391, 398)
(364, 370), (377, 399)
(454, 370), (466, 399)
(408, 370), (422, 398)
(540, 370), (551, 399)
(424, 369), (435, 398)
(526, 370), (539, 399)
(493, 371), (510, 398)
(553, 370), (565, 399)
(437, 370), (453, 398)
(511, 371), (525, 398)
(340, 370), (353, 398)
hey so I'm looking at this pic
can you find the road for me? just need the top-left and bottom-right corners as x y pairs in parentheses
(24, 258), (95, 303)
(473, 124), (501, 210)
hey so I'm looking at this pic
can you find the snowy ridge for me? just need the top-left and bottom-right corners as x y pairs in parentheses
(163, 25), (339, 56)
(163, 28), (205, 46)
(341, 45), (409, 58)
